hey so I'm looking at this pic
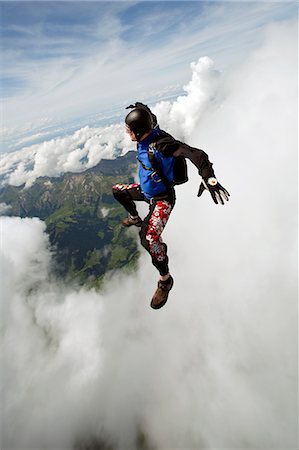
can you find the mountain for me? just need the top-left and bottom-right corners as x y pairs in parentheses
(0, 151), (140, 287)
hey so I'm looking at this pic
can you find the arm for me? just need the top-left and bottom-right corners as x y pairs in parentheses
(156, 131), (230, 205)
(155, 131), (214, 176)
(173, 143), (215, 180)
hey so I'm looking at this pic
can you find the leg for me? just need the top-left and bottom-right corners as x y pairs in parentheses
(140, 200), (174, 276)
(112, 183), (145, 217)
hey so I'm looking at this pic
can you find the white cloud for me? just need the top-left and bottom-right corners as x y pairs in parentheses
(0, 124), (133, 187)
(0, 218), (104, 449)
(1, 17), (297, 450)
(154, 56), (221, 140)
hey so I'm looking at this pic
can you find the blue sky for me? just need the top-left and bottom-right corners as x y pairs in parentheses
(1, 1), (297, 135)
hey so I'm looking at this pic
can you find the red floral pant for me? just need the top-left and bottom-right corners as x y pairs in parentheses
(146, 200), (172, 261)
(112, 183), (175, 275)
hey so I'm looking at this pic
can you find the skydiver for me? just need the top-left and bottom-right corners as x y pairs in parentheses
(112, 103), (229, 310)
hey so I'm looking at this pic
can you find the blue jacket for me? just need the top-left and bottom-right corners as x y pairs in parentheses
(137, 127), (175, 199)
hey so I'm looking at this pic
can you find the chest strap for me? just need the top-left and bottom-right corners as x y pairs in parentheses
(148, 143), (172, 189)
(137, 156), (152, 172)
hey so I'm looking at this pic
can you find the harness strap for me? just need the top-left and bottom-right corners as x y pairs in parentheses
(148, 143), (172, 190)
(137, 157), (152, 172)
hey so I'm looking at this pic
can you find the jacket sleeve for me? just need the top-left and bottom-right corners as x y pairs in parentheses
(156, 131), (215, 180)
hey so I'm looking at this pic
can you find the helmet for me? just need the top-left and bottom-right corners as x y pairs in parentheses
(125, 107), (153, 141)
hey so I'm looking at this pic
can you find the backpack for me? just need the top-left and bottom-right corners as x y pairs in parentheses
(172, 155), (188, 185)
(148, 143), (188, 188)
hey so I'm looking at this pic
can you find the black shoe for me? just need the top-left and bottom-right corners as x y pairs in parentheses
(122, 215), (142, 227)
(150, 275), (174, 309)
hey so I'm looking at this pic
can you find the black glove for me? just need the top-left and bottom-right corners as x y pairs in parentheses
(198, 177), (230, 205)
(126, 102), (157, 127)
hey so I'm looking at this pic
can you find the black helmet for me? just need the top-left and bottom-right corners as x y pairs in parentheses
(125, 107), (153, 141)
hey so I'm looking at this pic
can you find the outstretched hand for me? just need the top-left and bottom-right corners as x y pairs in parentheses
(198, 178), (230, 205)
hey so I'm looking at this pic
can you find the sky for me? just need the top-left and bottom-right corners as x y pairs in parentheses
(1, 8), (298, 449)
(1, 0), (297, 143)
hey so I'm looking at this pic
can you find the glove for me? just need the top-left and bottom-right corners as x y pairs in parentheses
(197, 177), (230, 205)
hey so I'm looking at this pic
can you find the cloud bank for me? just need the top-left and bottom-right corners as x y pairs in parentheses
(0, 124), (132, 187)
(0, 56), (220, 188)
(1, 18), (297, 450)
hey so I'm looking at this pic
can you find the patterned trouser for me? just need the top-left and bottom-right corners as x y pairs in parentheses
(112, 183), (175, 276)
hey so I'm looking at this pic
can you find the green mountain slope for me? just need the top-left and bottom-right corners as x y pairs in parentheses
(0, 151), (140, 287)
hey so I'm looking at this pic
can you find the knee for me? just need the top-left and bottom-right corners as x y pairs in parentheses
(146, 229), (167, 261)
(144, 230), (160, 256)
(112, 184), (123, 199)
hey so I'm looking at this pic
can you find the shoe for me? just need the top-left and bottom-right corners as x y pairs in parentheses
(150, 275), (174, 309)
(122, 215), (142, 227)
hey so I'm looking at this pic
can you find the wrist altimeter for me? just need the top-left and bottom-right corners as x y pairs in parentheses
(207, 177), (218, 187)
